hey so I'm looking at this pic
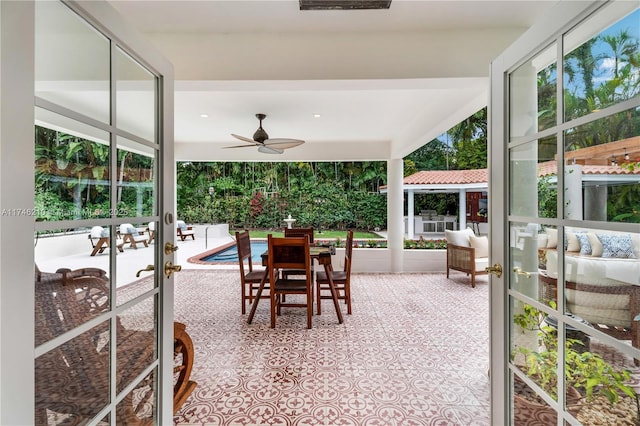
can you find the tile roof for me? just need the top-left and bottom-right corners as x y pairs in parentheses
(403, 168), (488, 185)
(399, 162), (639, 187)
(537, 160), (640, 176)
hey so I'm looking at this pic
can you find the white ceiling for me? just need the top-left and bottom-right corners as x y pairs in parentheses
(106, 0), (560, 162)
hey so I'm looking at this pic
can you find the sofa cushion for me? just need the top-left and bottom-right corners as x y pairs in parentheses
(546, 228), (558, 248)
(597, 233), (636, 259)
(445, 228), (475, 247)
(469, 235), (488, 258)
(475, 257), (489, 272)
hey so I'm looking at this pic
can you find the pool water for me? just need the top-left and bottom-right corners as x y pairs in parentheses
(201, 241), (268, 263)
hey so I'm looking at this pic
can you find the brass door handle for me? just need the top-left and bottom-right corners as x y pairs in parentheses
(136, 264), (154, 277)
(485, 263), (503, 278)
(164, 261), (182, 278)
(165, 242), (179, 255)
(513, 267), (531, 278)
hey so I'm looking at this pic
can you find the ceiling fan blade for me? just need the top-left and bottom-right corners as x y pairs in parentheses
(223, 144), (259, 149)
(263, 138), (305, 149)
(258, 145), (284, 154)
(231, 134), (259, 144)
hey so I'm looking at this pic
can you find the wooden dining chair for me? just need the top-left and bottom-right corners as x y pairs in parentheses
(268, 234), (313, 329)
(235, 230), (269, 314)
(282, 227), (314, 279)
(316, 229), (354, 315)
(284, 226), (314, 243)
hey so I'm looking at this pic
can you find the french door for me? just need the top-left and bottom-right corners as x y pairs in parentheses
(1, 1), (174, 424)
(490, 1), (640, 424)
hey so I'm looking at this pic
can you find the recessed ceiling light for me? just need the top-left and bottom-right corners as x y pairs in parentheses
(200, 114), (209, 118)
(313, 114), (321, 118)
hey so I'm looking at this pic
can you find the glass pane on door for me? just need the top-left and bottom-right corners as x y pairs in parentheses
(509, 135), (558, 218)
(509, 43), (557, 138)
(35, 1), (110, 124)
(115, 46), (156, 141)
(563, 9), (640, 122)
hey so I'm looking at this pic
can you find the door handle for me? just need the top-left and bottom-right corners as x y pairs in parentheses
(164, 261), (182, 278)
(513, 267), (531, 278)
(485, 263), (503, 278)
(164, 242), (179, 255)
(136, 264), (154, 277)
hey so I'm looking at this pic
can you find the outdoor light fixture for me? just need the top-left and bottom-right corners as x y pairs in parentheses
(208, 186), (214, 196)
(611, 156), (617, 166)
(300, 0), (391, 10)
(625, 148), (630, 161)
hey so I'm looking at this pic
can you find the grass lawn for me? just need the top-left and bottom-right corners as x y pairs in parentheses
(233, 229), (382, 239)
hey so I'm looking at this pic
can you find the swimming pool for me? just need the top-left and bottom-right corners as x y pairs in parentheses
(200, 241), (268, 263)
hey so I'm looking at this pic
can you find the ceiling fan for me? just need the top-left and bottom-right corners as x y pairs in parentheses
(226, 113), (305, 154)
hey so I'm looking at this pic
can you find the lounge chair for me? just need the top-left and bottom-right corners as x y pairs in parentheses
(88, 226), (124, 256)
(147, 222), (156, 244)
(176, 220), (195, 241)
(119, 223), (149, 249)
(34, 266), (197, 423)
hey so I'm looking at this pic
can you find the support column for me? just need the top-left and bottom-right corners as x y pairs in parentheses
(136, 186), (143, 217)
(458, 189), (467, 230)
(584, 185), (607, 221)
(565, 165), (583, 220)
(387, 159), (404, 273)
(407, 189), (414, 240)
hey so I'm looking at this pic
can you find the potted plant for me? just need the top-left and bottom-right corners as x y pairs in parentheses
(512, 303), (638, 423)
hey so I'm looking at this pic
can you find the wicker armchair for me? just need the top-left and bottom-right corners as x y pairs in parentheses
(445, 228), (489, 288)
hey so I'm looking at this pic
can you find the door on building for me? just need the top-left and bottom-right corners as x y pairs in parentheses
(490, 2), (640, 424)
(32, 1), (176, 424)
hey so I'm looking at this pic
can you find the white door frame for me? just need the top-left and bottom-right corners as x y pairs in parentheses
(0, 1), (175, 423)
(488, 1), (630, 423)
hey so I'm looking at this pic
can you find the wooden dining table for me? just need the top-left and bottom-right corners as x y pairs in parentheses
(246, 246), (344, 325)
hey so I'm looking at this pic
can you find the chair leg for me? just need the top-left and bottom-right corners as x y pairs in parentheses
(270, 292), (277, 328)
(316, 284), (322, 315)
(307, 290), (313, 329)
(241, 282), (246, 315)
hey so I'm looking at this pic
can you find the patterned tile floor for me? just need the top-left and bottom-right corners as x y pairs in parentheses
(173, 270), (490, 426)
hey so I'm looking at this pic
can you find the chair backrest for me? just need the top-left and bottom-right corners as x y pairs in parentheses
(344, 229), (354, 272)
(235, 230), (253, 272)
(284, 227), (314, 244)
(119, 223), (135, 235)
(268, 235), (310, 274)
(90, 226), (105, 239)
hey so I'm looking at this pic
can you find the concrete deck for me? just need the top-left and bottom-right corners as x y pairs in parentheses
(35, 224), (237, 287)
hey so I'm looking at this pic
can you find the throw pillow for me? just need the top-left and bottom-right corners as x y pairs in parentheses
(100, 228), (110, 238)
(469, 235), (489, 258)
(587, 233), (603, 257)
(546, 228), (558, 249)
(126, 225), (138, 235)
(445, 228), (475, 247)
(566, 232), (581, 252)
(575, 233), (592, 255)
(597, 234), (636, 259)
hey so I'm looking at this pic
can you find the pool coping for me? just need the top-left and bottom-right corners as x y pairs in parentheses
(186, 240), (238, 265)
(186, 239), (270, 265)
